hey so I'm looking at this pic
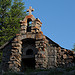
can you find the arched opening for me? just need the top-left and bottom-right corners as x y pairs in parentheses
(21, 39), (38, 72)
(26, 49), (33, 55)
(27, 18), (32, 32)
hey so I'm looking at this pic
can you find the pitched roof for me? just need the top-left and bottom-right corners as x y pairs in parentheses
(0, 36), (16, 51)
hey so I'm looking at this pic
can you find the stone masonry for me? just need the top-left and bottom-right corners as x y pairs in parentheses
(0, 6), (75, 72)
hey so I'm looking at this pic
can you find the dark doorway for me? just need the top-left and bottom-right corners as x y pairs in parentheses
(21, 58), (35, 72)
(26, 49), (33, 55)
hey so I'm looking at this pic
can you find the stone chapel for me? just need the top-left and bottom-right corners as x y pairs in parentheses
(0, 6), (75, 72)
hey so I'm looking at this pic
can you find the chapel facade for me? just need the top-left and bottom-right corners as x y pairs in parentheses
(0, 6), (75, 72)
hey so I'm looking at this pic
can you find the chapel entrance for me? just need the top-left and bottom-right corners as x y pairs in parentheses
(21, 39), (37, 72)
(21, 49), (36, 72)
(22, 58), (35, 71)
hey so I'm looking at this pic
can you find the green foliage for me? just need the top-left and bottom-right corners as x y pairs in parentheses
(0, 0), (27, 47)
(72, 43), (75, 52)
(0, 0), (11, 46)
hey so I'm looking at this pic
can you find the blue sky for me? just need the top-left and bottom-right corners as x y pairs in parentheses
(23, 0), (75, 50)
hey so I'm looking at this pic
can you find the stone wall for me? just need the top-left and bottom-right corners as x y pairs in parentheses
(47, 46), (57, 68)
(1, 34), (75, 72)
(46, 37), (75, 68)
(8, 38), (22, 72)
(2, 42), (12, 71)
(35, 39), (48, 69)
(57, 47), (75, 67)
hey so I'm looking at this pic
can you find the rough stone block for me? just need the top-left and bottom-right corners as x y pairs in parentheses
(63, 54), (67, 59)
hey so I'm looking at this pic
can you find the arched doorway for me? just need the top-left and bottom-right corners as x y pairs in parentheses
(21, 49), (35, 72)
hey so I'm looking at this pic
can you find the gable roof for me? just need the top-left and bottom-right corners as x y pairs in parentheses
(0, 36), (16, 51)
(46, 36), (61, 47)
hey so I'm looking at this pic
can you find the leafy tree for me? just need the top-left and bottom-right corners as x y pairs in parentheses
(72, 43), (75, 52)
(0, 0), (27, 47)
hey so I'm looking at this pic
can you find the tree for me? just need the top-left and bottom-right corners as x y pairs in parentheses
(0, 0), (27, 47)
(72, 43), (75, 52)
(0, 0), (12, 46)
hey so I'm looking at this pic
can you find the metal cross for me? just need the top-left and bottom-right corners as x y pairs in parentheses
(27, 6), (34, 15)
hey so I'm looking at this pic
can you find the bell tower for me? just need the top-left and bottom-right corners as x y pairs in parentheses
(20, 6), (42, 34)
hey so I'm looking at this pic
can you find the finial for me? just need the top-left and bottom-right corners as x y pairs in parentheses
(27, 6), (34, 15)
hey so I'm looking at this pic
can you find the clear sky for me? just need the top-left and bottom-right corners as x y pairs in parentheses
(23, 0), (75, 50)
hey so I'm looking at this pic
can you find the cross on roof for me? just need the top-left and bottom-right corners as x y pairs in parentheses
(27, 6), (34, 15)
